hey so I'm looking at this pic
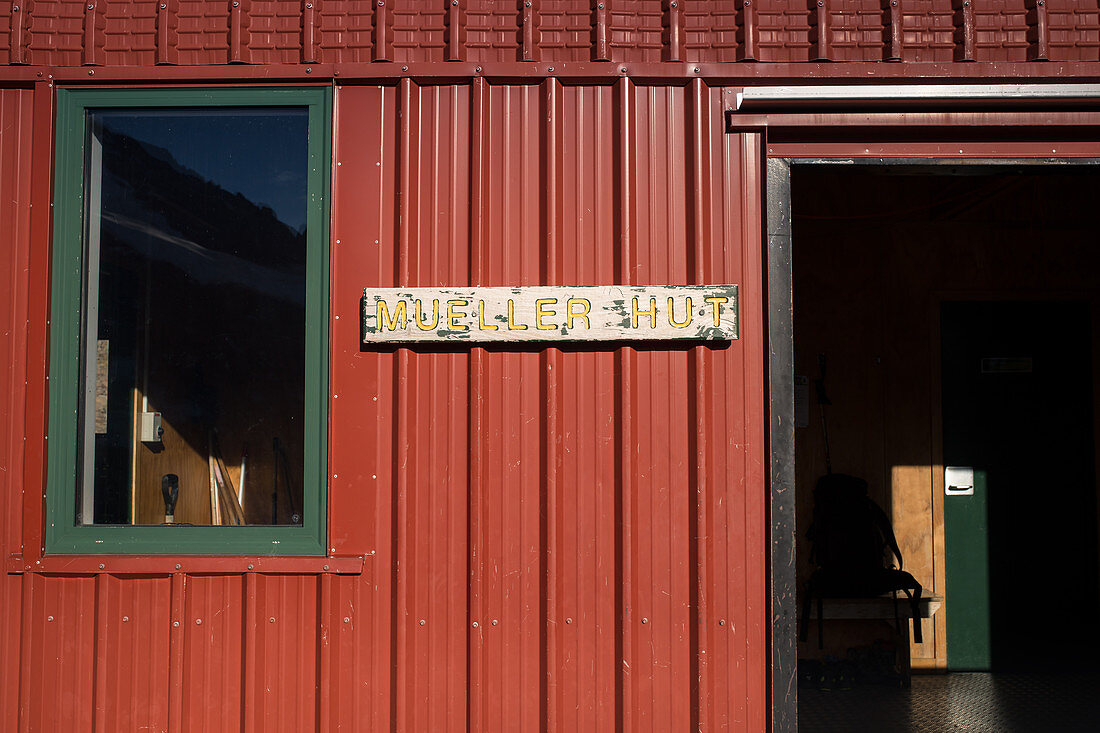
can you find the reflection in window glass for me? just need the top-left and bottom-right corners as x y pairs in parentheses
(81, 109), (307, 526)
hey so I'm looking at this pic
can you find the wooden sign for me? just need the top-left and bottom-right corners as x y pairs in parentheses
(361, 285), (738, 343)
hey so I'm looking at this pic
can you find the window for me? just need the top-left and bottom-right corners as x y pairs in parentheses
(46, 88), (330, 555)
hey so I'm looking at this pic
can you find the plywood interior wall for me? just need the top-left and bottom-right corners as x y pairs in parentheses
(791, 166), (1100, 668)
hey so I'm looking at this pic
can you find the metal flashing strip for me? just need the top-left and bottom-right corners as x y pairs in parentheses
(735, 84), (1100, 111)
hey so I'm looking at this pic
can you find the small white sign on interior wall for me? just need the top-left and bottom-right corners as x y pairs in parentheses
(361, 285), (739, 344)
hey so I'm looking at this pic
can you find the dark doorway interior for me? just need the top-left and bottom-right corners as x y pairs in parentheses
(941, 300), (1098, 671)
(790, 164), (1100, 691)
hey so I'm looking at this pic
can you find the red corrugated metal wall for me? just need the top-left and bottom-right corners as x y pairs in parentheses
(0, 86), (34, 733)
(0, 79), (767, 730)
(329, 78), (767, 731)
(5, 0), (1100, 66)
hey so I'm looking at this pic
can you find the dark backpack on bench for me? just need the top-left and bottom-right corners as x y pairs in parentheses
(799, 473), (923, 648)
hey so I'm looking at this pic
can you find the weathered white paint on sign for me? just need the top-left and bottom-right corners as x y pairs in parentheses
(361, 285), (738, 343)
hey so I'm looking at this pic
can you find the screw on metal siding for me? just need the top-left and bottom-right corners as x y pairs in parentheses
(476, 66), (482, 73)
(344, 617), (350, 623)
(565, 617), (572, 624)
(719, 619), (725, 626)
(269, 617), (276, 623)
(173, 621), (179, 627)
(323, 565), (329, 571)
(472, 621), (479, 628)
(641, 617), (648, 624)
(419, 619), (426, 625)
(196, 619), (202, 625)
(98, 563), (105, 569)
(247, 564), (254, 570)
(402, 65), (408, 71)
(491, 619), (498, 626)
(175, 564), (181, 570)
(122, 616), (129, 622)
(47, 616), (54, 622)
(453, 0), (458, 5)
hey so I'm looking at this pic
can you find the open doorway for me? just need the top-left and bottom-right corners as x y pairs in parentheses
(783, 162), (1100, 726)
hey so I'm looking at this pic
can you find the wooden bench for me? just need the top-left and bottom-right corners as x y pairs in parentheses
(805, 594), (943, 685)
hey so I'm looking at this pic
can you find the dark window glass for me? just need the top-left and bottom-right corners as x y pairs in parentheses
(80, 109), (307, 526)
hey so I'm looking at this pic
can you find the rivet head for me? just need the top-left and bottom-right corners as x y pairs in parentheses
(344, 617), (351, 623)
(693, 67), (700, 73)
(419, 619), (426, 625)
(621, 66), (627, 73)
(472, 621), (479, 628)
(475, 66), (482, 73)
(173, 621), (180, 627)
(195, 619), (203, 625)
(247, 564), (254, 570)
(47, 615), (54, 622)
(306, 67), (312, 73)
(175, 564), (181, 570)
(269, 617), (276, 623)
(452, 0), (458, 5)
(402, 65), (408, 71)
(122, 616), (129, 622)
(491, 619), (498, 626)
(88, 70), (95, 76)
(548, 66), (554, 72)
(98, 563), (105, 569)
(641, 617), (648, 624)
(565, 617), (572, 624)
(323, 564), (329, 571)
(719, 619), (726, 626)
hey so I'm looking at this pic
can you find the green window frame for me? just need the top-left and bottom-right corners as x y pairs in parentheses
(46, 87), (331, 555)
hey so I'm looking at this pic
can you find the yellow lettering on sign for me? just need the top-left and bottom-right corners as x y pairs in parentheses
(415, 299), (440, 330)
(704, 296), (729, 327)
(478, 300), (499, 331)
(507, 299), (528, 330)
(446, 299), (469, 331)
(535, 298), (558, 330)
(376, 299), (408, 331)
(632, 296), (658, 329)
(668, 296), (692, 328)
(566, 298), (591, 330)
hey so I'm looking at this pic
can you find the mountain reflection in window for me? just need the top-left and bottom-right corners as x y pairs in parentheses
(81, 109), (307, 526)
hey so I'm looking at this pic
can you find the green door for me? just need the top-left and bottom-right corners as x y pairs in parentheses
(941, 301), (1098, 671)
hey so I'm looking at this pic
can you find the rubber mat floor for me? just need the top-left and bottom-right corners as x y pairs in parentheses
(798, 672), (1100, 732)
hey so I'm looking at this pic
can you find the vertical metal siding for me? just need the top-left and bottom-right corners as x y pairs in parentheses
(328, 79), (768, 731)
(1, 77), (766, 731)
(0, 87), (33, 733)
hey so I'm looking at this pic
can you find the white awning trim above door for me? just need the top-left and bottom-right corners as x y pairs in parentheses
(735, 84), (1100, 111)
